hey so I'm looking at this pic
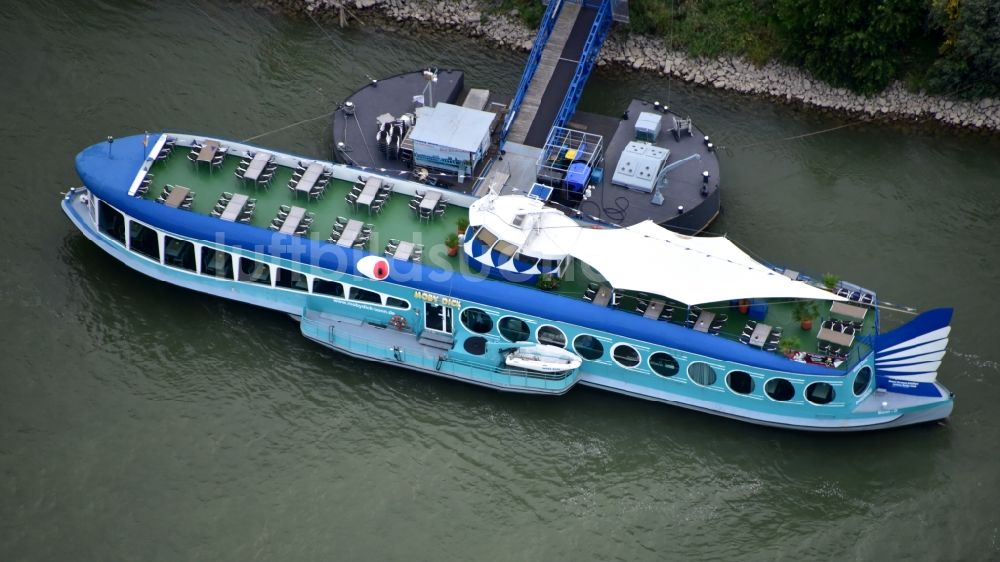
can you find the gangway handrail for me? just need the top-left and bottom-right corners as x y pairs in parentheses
(552, 0), (613, 130)
(500, 0), (564, 146)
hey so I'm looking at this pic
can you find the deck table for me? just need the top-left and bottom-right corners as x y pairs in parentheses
(163, 186), (190, 208)
(420, 190), (442, 211)
(644, 299), (665, 320)
(219, 194), (249, 222)
(749, 323), (772, 347)
(817, 327), (855, 347)
(279, 206), (307, 235)
(336, 219), (364, 247)
(196, 141), (220, 163)
(295, 162), (325, 197)
(242, 152), (272, 182)
(693, 310), (716, 333)
(591, 286), (613, 307)
(356, 177), (382, 211)
(206, 252), (230, 277)
(393, 241), (415, 262)
(830, 301), (867, 321)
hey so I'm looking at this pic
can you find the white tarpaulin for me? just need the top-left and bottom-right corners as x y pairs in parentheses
(565, 222), (844, 305)
(477, 196), (846, 306)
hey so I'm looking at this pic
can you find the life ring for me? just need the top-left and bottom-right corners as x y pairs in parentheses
(389, 315), (408, 331)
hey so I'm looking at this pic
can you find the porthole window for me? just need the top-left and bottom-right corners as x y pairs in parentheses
(611, 344), (640, 368)
(461, 308), (493, 334)
(573, 335), (604, 361)
(765, 378), (795, 402)
(688, 362), (717, 386)
(853, 367), (872, 396)
(726, 371), (754, 394)
(805, 382), (836, 405)
(463, 336), (487, 356)
(498, 317), (530, 342)
(649, 352), (679, 377)
(536, 325), (566, 348)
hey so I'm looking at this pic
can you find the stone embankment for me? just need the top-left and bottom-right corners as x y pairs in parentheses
(294, 0), (1000, 132)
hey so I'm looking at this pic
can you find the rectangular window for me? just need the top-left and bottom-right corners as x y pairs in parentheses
(513, 252), (539, 269)
(98, 201), (126, 245)
(129, 220), (160, 261)
(313, 279), (344, 298)
(275, 267), (308, 291)
(349, 286), (382, 305)
(385, 296), (410, 310)
(164, 236), (196, 272)
(538, 258), (560, 272)
(200, 247), (233, 279)
(238, 257), (271, 285)
(88, 192), (98, 224)
(474, 227), (498, 246)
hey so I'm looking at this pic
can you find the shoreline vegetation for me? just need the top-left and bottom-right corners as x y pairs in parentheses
(280, 0), (1000, 133)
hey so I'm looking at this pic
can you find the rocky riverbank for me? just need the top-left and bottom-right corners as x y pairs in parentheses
(289, 0), (1000, 132)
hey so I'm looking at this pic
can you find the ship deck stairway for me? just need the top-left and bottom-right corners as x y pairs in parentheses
(417, 330), (455, 351)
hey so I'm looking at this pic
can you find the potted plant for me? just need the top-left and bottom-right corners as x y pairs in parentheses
(537, 273), (560, 291)
(822, 272), (840, 291)
(456, 217), (469, 235)
(445, 232), (460, 257)
(779, 336), (801, 356)
(793, 300), (820, 331)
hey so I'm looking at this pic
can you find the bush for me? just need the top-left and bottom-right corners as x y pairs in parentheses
(626, 0), (673, 35)
(925, 0), (1000, 98)
(627, 0), (778, 63)
(490, 0), (545, 29)
(774, 0), (927, 94)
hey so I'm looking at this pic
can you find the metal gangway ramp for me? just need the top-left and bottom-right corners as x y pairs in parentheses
(502, 0), (620, 148)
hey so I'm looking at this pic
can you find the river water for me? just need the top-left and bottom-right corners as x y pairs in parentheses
(2, 1), (999, 560)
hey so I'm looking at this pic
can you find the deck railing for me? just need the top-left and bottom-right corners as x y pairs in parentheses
(500, 0), (564, 146)
(552, 0), (613, 130)
(300, 312), (578, 392)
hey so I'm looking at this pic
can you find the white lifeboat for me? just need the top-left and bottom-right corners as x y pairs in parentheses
(504, 344), (582, 373)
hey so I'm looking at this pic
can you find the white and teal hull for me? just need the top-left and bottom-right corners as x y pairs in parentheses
(63, 184), (953, 432)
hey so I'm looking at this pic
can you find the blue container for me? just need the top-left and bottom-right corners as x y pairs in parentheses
(748, 299), (769, 320)
(565, 162), (591, 192)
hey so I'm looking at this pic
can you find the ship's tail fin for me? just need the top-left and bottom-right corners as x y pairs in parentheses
(874, 308), (952, 397)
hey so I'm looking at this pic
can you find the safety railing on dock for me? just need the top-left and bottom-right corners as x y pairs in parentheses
(500, 0), (564, 145)
(552, 0), (613, 130)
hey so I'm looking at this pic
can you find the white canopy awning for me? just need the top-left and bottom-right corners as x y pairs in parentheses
(472, 195), (847, 306)
(568, 221), (845, 305)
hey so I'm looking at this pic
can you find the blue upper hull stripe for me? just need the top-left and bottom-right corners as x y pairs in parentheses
(76, 134), (852, 377)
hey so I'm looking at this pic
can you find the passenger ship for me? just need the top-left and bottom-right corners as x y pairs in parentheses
(64, 132), (955, 431)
